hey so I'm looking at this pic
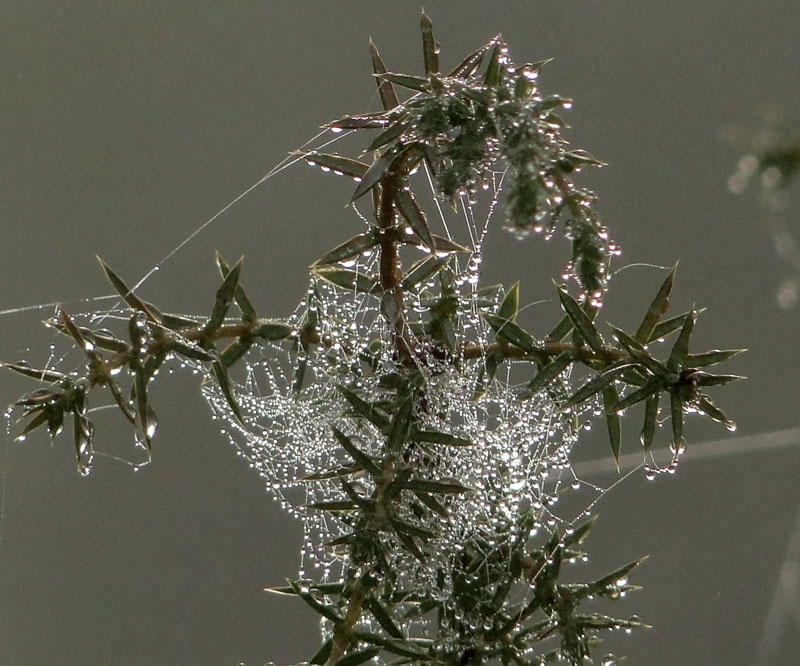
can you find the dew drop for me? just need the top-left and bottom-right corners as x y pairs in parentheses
(670, 438), (686, 456)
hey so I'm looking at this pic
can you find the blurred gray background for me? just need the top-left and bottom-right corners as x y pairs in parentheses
(1, 1), (799, 664)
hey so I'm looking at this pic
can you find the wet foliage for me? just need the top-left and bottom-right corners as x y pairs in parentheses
(4, 12), (743, 666)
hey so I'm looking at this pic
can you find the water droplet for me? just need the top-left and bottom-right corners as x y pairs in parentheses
(670, 438), (686, 456)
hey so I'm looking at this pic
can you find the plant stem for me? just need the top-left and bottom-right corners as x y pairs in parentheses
(328, 576), (367, 665)
(377, 175), (415, 365)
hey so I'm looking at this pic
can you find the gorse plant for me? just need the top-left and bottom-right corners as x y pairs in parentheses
(3, 13), (743, 666)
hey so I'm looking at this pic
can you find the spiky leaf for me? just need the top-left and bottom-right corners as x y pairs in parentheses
(366, 598), (404, 639)
(403, 478), (471, 494)
(614, 378), (664, 412)
(325, 112), (393, 130)
(640, 393), (660, 454)
(634, 264), (677, 344)
(420, 10), (439, 75)
(448, 40), (493, 78)
(565, 363), (636, 407)
(338, 386), (390, 429)
(670, 391), (684, 450)
(335, 647), (382, 666)
(694, 394), (735, 429)
(402, 255), (450, 290)
(667, 308), (695, 372)
(331, 426), (381, 478)
(525, 353), (572, 396)
(612, 327), (675, 382)
(294, 151), (369, 179)
(215, 251), (257, 322)
(366, 120), (409, 152)
(687, 348), (746, 368)
(313, 233), (378, 266)
(394, 187), (434, 250)
(602, 384), (622, 466)
(211, 359), (243, 424)
(376, 72), (429, 93)
(2, 362), (67, 384)
(97, 257), (161, 322)
(497, 282), (520, 322)
(370, 39), (400, 111)
(350, 149), (397, 203)
(286, 579), (342, 623)
(411, 429), (472, 447)
(483, 314), (538, 355)
(312, 266), (376, 293)
(557, 285), (606, 356)
(387, 395), (413, 453)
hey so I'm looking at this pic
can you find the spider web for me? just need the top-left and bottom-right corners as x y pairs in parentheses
(0, 121), (632, 651)
(1, 122), (795, 660)
(174, 126), (654, 652)
(204, 155), (573, 552)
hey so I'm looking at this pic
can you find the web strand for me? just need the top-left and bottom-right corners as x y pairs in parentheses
(0, 115), (793, 660)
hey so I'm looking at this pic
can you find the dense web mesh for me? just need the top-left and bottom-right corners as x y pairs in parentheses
(0, 106), (766, 661)
(197, 145), (595, 610)
(0, 123), (640, 656)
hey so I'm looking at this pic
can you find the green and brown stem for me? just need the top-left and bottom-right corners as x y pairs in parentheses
(376, 175), (415, 365)
(326, 452), (402, 664)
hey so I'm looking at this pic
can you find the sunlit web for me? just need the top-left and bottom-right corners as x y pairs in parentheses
(198, 132), (594, 582)
(0, 120), (631, 641)
(2, 121), (795, 657)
